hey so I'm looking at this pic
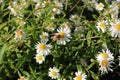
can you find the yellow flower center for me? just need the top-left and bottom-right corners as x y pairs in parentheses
(100, 22), (106, 29)
(16, 30), (23, 37)
(14, 6), (19, 12)
(101, 60), (108, 67)
(41, 34), (46, 39)
(74, 16), (78, 21)
(18, 77), (25, 80)
(45, 1), (50, 6)
(55, 5), (60, 9)
(115, 23), (120, 31)
(20, 2), (26, 7)
(59, 32), (65, 38)
(98, 3), (104, 9)
(102, 53), (108, 59)
(117, 3), (120, 9)
(37, 55), (43, 61)
(51, 71), (57, 76)
(39, 43), (46, 50)
(36, 8), (42, 13)
(76, 75), (82, 80)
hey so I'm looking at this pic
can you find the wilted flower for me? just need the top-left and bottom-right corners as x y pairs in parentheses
(99, 59), (114, 73)
(14, 29), (25, 40)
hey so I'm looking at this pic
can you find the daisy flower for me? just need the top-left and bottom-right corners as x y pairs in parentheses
(109, 2), (119, 21)
(110, 20), (120, 38)
(95, 2), (104, 11)
(73, 71), (87, 80)
(61, 22), (72, 28)
(19, 0), (27, 8)
(96, 20), (107, 33)
(69, 14), (80, 26)
(52, 1), (63, 14)
(48, 67), (60, 79)
(96, 49), (114, 61)
(15, 18), (26, 26)
(8, 1), (23, 17)
(99, 59), (114, 73)
(39, 32), (49, 42)
(35, 41), (52, 56)
(18, 76), (27, 80)
(54, 27), (71, 45)
(34, 3), (43, 17)
(14, 29), (25, 40)
(46, 23), (56, 31)
(35, 53), (45, 64)
(42, 0), (50, 8)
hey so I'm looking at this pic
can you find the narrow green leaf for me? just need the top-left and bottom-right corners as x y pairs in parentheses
(0, 44), (7, 64)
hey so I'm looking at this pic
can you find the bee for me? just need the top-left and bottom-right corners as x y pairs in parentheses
(51, 33), (61, 41)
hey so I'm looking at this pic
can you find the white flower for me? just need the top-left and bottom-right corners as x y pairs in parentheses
(35, 53), (45, 64)
(14, 29), (25, 40)
(96, 20), (107, 33)
(35, 41), (52, 56)
(46, 23), (56, 31)
(0, 0), (3, 4)
(34, 3), (43, 17)
(61, 22), (72, 28)
(18, 76), (28, 80)
(69, 14), (80, 26)
(8, 1), (23, 17)
(55, 27), (71, 45)
(42, 0), (50, 8)
(48, 67), (60, 79)
(95, 2), (104, 11)
(73, 71), (87, 80)
(110, 20), (120, 38)
(109, 2), (119, 21)
(39, 32), (49, 42)
(52, 1), (63, 14)
(99, 59), (114, 73)
(96, 49), (114, 61)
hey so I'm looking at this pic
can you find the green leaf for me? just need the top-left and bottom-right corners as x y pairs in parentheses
(86, 31), (92, 46)
(0, 44), (7, 64)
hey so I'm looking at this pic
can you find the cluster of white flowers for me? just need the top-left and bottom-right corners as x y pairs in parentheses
(96, 49), (114, 73)
(35, 32), (52, 64)
(32, 0), (63, 18)
(8, 0), (26, 17)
